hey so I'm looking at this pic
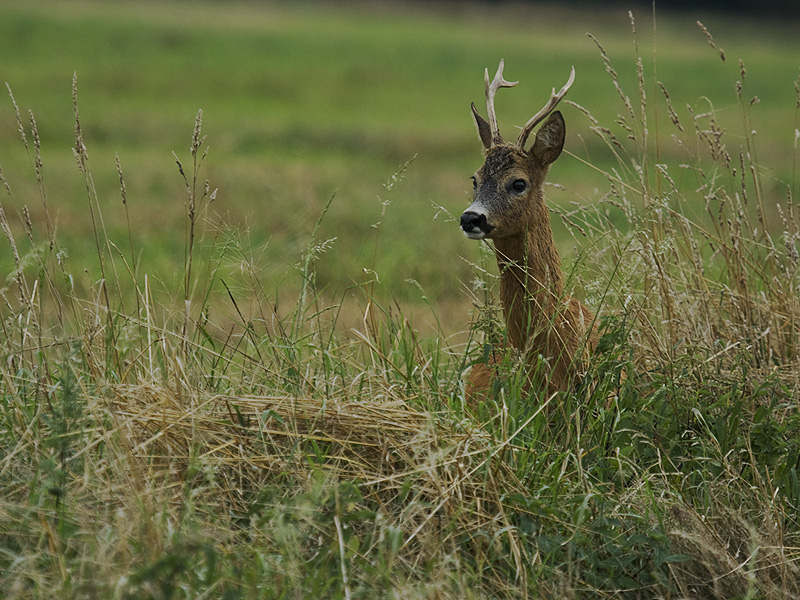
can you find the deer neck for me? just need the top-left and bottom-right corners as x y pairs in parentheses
(493, 213), (564, 351)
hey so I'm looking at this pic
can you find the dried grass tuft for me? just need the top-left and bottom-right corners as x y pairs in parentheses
(106, 382), (525, 565)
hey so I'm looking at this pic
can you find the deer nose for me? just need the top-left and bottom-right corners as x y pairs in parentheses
(460, 211), (493, 237)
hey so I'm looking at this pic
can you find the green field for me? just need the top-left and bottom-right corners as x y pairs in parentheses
(2, 1), (800, 598)
(2, 0), (798, 326)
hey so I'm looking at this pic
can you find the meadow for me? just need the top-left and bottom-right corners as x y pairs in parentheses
(2, 0), (797, 324)
(2, 0), (800, 598)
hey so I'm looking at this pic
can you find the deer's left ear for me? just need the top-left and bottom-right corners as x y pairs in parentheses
(530, 111), (565, 166)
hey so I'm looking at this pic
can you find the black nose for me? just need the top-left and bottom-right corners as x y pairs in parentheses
(460, 211), (491, 234)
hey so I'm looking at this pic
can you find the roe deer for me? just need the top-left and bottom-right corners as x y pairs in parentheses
(461, 60), (597, 399)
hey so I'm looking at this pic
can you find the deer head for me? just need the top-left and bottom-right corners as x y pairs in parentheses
(461, 60), (575, 240)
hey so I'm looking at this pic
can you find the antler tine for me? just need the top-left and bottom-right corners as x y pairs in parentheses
(516, 66), (575, 149)
(485, 59), (518, 146)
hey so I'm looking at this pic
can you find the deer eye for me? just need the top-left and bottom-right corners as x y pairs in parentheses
(471, 176), (478, 189)
(511, 179), (527, 193)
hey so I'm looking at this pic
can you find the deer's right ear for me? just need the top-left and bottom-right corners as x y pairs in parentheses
(471, 103), (493, 150)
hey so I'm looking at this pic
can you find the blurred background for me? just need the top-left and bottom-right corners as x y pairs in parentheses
(1, 0), (798, 334)
(509, 0), (799, 16)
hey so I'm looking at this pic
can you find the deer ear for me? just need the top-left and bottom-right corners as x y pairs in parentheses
(530, 111), (565, 165)
(471, 103), (493, 150)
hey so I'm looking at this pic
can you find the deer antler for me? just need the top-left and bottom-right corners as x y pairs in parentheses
(516, 66), (575, 150)
(484, 59), (518, 146)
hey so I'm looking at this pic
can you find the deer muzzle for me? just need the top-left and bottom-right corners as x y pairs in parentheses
(460, 210), (494, 239)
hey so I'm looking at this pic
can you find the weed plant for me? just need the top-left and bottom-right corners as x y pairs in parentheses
(1, 14), (800, 600)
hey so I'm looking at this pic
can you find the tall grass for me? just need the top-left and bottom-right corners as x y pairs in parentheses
(2, 13), (800, 600)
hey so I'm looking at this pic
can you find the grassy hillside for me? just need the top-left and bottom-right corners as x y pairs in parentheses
(2, 1), (800, 598)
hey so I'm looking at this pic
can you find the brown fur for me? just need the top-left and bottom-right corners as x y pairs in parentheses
(461, 67), (597, 400)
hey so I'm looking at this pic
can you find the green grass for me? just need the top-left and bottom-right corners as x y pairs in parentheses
(1, 0), (798, 322)
(2, 1), (800, 598)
